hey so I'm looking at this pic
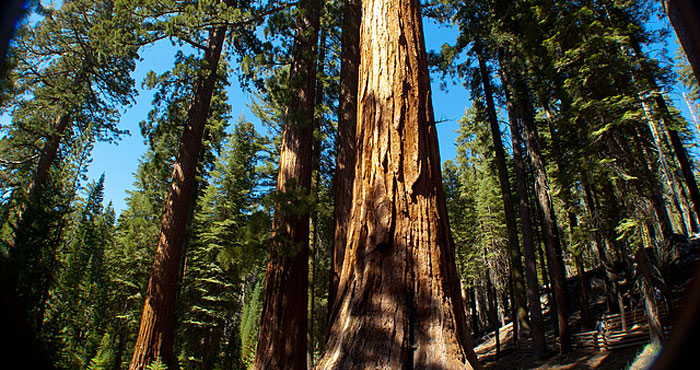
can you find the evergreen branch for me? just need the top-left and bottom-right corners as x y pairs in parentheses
(195, 2), (299, 29)
(0, 154), (40, 166)
(179, 37), (208, 51)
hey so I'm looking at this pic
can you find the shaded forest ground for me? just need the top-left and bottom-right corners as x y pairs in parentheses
(472, 237), (700, 370)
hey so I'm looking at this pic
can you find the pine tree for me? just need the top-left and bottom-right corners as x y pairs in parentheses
(43, 175), (115, 369)
(178, 118), (270, 370)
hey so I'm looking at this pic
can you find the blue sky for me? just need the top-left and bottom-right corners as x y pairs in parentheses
(85, 17), (470, 214)
(4, 5), (696, 216)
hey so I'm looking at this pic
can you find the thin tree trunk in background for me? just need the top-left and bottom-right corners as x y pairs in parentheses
(654, 96), (700, 228)
(129, 25), (227, 370)
(476, 46), (528, 340)
(469, 287), (480, 337)
(542, 104), (596, 332)
(255, 1), (320, 368)
(315, 1), (482, 368)
(114, 326), (126, 370)
(486, 272), (500, 359)
(328, 0), (360, 327)
(630, 38), (700, 232)
(574, 251), (591, 330)
(598, 181), (631, 331)
(532, 204), (552, 319)
(583, 180), (625, 317)
(629, 128), (675, 241)
(508, 61), (571, 352)
(308, 27), (327, 368)
(502, 74), (546, 358)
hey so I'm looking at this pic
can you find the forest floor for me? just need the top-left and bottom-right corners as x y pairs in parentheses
(473, 236), (700, 370)
(473, 321), (646, 370)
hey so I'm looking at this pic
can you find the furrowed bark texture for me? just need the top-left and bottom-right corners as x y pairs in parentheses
(329, 0), (361, 321)
(254, 1), (320, 369)
(315, 1), (482, 369)
(129, 26), (226, 370)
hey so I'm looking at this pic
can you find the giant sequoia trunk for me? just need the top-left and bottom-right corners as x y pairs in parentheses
(254, 1), (320, 369)
(475, 46), (529, 340)
(329, 0), (361, 321)
(315, 1), (481, 368)
(128, 26), (227, 370)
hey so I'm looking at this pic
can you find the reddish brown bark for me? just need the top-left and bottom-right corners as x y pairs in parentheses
(28, 113), (71, 201)
(253, 1), (320, 369)
(328, 0), (361, 324)
(315, 1), (481, 368)
(128, 25), (227, 370)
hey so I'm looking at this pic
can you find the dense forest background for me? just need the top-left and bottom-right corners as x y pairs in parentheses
(1, 0), (700, 369)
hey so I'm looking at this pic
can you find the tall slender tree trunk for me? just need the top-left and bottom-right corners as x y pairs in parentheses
(487, 273), (500, 359)
(574, 250), (591, 330)
(315, 1), (481, 368)
(629, 39), (700, 231)
(468, 286), (480, 337)
(655, 96), (700, 228)
(254, 1), (320, 369)
(500, 68), (546, 358)
(328, 0), (361, 327)
(475, 46), (528, 340)
(629, 128), (675, 241)
(114, 325), (126, 370)
(128, 25), (227, 370)
(583, 180), (627, 323)
(309, 27), (327, 368)
(502, 54), (571, 352)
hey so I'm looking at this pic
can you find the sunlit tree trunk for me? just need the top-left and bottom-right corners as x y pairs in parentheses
(254, 1), (320, 369)
(315, 0), (482, 368)
(129, 25), (227, 370)
(329, 0), (361, 324)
